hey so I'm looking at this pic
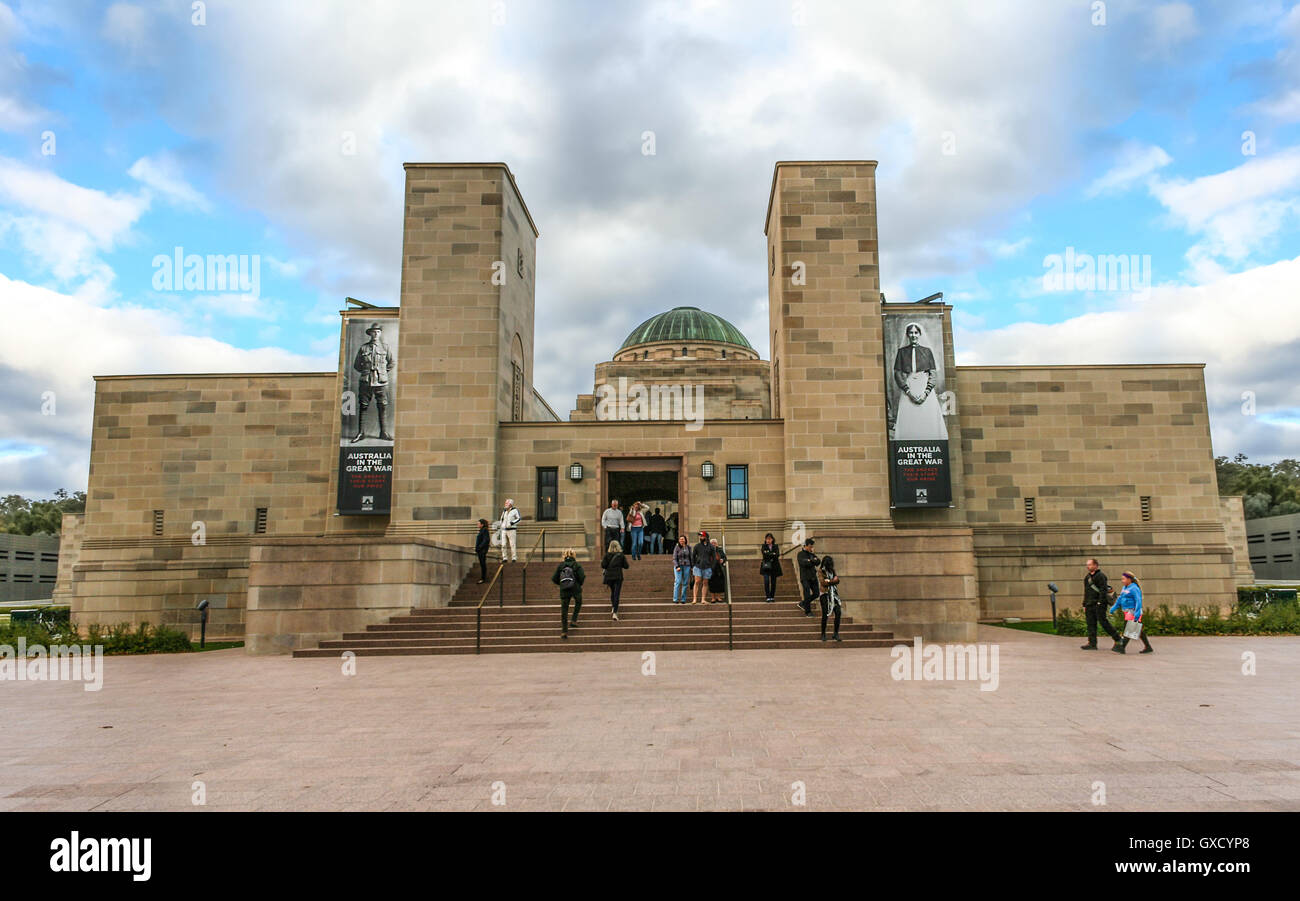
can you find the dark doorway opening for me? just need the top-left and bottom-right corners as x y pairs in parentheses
(602, 457), (683, 554)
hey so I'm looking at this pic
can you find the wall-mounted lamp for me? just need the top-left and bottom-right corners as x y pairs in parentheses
(701, 461), (716, 480)
(568, 462), (584, 482)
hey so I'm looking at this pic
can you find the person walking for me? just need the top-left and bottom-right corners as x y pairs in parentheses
(601, 500), (625, 552)
(475, 518), (491, 583)
(708, 538), (727, 603)
(666, 511), (679, 547)
(1109, 571), (1153, 654)
(796, 538), (820, 616)
(497, 498), (521, 563)
(818, 555), (843, 642)
(602, 539), (630, 621)
(671, 535), (692, 603)
(648, 507), (668, 555)
(627, 502), (646, 560)
(551, 549), (585, 639)
(690, 530), (717, 604)
(759, 532), (782, 603)
(1080, 557), (1121, 650)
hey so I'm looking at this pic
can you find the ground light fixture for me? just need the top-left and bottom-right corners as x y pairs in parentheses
(197, 599), (210, 648)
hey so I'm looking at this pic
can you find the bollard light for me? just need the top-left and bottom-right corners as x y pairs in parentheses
(197, 599), (210, 648)
(1047, 582), (1059, 631)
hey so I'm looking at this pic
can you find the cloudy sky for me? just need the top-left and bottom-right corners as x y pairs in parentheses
(1, 0), (1298, 496)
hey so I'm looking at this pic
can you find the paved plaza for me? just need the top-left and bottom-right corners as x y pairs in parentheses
(3, 626), (1299, 811)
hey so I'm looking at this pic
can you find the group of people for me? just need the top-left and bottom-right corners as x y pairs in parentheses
(600, 500), (677, 558)
(1081, 558), (1153, 654)
(547, 527), (844, 643)
(473, 499), (523, 583)
(482, 504), (1153, 652)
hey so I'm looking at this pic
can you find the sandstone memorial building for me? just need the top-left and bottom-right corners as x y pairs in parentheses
(56, 161), (1253, 653)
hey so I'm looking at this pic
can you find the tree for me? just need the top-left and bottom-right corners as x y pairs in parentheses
(1217, 455), (1300, 519)
(0, 490), (86, 535)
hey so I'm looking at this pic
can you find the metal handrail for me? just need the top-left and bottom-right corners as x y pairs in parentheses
(475, 561), (507, 655)
(475, 529), (548, 653)
(721, 529), (733, 651)
(518, 529), (548, 606)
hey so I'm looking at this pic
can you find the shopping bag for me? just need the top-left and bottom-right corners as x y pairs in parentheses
(1123, 619), (1143, 640)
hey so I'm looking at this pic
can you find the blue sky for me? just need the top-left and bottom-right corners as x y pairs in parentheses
(1, 0), (1299, 495)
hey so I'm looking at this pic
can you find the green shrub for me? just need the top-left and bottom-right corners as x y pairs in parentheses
(0, 620), (193, 654)
(1047, 600), (1300, 636)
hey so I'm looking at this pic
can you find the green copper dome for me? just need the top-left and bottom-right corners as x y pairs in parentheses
(618, 306), (754, 351)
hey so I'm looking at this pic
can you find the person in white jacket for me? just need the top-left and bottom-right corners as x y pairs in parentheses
(497, 499), (522, 562)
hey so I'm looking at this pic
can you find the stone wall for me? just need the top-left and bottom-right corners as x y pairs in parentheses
(487, 420), (788, 555)
(956, 363), (1236, 618)
(766, 161), (891, 523)
(244, 536), (476, 654)
(390, 163), (538, 531)
(573, 358), (772, 421)
(50, 512), (82, 605)
(70, 372), (336, 637)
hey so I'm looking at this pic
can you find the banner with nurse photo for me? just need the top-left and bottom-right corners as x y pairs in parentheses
(883, 310), (952, 508)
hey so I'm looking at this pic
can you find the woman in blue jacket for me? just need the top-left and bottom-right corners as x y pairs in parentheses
(1108, 571), (1153, 654)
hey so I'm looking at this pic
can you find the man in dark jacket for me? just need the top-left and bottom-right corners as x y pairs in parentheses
(551, 550), (586, 639)
(1081, 557), (1121, 649)
(796, 538), (820, 616)
(475, 519), (491, 583)
(647, 508), (668, 555)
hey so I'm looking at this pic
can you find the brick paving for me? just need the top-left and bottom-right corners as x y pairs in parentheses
(2, 626), (1298, 811)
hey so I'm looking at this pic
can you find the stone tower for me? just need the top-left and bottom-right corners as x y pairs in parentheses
(389, 163), (539, 533)
(765, 161), (891, 527)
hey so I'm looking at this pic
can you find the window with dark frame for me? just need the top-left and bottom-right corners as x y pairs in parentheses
(536, 467), (558, 521)
(726, 465), (749, 518)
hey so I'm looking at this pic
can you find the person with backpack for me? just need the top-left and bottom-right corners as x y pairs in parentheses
(1081, 557), (1122, 650)
(602, 540), (630, 621)
(759, 532), (782, 603)
(671, 535), (692, 603)
(691, 530), (716, 605)
(818, 555), (843, 642)
(551, 549), (585, 639)
(796, 538), (820, 616)
(475, 518), (491, 583)
(1109, 571), (1153, 654)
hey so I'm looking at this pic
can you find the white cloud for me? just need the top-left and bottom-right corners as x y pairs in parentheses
(1148, 148), (1300, 274)
(0, 272), (332, 495)
(1086, 143), (1172, 197)
(128, 153), (211, 211)
(956, 256), (1300, 458)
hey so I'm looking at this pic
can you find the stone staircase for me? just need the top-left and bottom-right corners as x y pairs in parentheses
(293, 552), (896, 657)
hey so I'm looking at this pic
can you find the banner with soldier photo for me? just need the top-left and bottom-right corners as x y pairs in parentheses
(883, 310), (952, 508)
(337, 315), (398, 515)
